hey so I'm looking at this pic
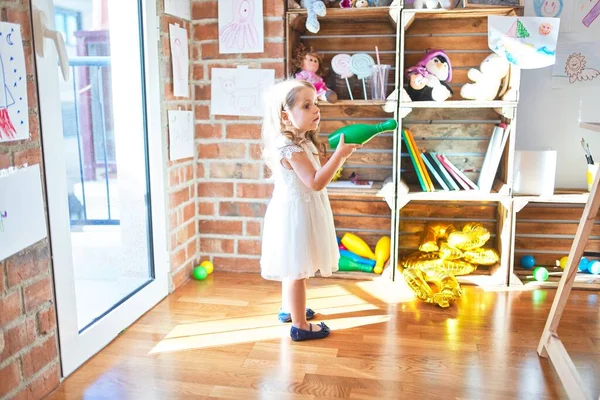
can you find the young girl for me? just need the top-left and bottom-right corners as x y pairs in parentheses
(260, 79), (360, 341)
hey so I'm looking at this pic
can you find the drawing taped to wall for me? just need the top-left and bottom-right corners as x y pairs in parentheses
(218, 0), (264, 54)
(169, 23), (189, 97)
(0, 22), (28, 142)
(488, 16), (560, 69)
(210, 66), (274, 117)
(552, 34), (600, 86)
(525, 0), (574, 31)
(0, 165), (47, 262)
(573, 0), (600, 32)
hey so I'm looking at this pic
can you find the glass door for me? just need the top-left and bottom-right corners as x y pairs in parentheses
(33, 0), (168, 376)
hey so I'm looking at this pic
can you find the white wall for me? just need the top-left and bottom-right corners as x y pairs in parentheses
(516, 67), (599, 189)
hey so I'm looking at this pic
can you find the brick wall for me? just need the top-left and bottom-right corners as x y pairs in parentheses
(0, 2), (61, 399)
(159, 9), (198, 291)
(192, 1), (285, 275)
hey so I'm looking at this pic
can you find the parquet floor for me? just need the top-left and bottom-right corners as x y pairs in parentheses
(47, 272), (600, 399)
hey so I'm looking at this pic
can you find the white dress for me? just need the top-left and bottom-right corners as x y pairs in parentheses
(260, 137), (340, 281)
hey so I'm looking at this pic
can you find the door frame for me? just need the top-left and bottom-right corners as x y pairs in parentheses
(33, 0), (169, 377)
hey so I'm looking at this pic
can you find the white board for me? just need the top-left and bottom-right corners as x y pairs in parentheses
(210, 66), (274, 117)
(0, 165), (47, 261)
(0, 22), (29, 142)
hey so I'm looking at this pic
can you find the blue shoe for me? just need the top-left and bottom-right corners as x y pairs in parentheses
(290, 322), (330, 341)
(278, 308), (316, 323)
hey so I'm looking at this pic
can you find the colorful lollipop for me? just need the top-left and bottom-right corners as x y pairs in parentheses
(350, 53), (375, 100)
(331, 54), (354, 101)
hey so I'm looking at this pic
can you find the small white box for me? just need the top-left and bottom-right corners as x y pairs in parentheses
(513, 150), (557, 196)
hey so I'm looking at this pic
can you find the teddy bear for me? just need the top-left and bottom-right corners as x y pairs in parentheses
(405, 49), (453, 102)
(288, 0), (336, 33)
(460, 53), (510, 101)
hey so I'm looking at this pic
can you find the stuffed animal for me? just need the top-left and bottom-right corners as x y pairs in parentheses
(340, 0), (352, 7)
(293, 43), (338, 103)
(460, 53), (510, 101)
(353, 0), (370, 7)
(288, 0), (335, 34)
(405, 49), (453, 102)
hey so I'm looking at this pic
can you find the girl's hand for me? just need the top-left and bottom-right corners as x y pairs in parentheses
(335, 134), (362, 159)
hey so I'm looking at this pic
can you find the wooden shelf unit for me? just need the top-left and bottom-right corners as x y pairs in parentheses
(287, 5), (402, 279)
(285, 5), (546, 286)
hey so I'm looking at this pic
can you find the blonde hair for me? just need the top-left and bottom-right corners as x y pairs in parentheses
(261, 79), (325, 171)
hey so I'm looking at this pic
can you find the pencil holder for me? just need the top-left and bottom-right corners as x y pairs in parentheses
(586, 162), (599, 192)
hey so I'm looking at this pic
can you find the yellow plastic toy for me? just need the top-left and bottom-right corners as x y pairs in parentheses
(341, 232), (375, 260)
(373, 236), (391, 274)
(200, 260), (214, 275)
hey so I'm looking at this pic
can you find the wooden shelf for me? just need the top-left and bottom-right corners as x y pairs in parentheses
(400, 190), (511, 204)
(580, 122), (600, 133)
(327, 181), (385, 200)
(402, 7), (522, 20)
(288, 5), (400, 21)
(319, 100), (389, 107)
(400, 100), (518, 109)
(513, 190), (590, 206)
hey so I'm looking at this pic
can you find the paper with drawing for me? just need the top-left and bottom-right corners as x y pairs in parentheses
(0, 165), (47, 261)
(552, 33), (600, 86)
(218, 0), (264, 54)
(168, 110), (194, 161)
(169, 24), (189, 98)
(0, 22), (29, 142)
(488, 16), (560, 69)
(210, 67), (274, 117)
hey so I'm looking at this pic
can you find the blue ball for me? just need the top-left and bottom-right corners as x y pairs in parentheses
(578, 257), (590, 272)
(520, 255), (536, 269)
(588, 260), (600, 275)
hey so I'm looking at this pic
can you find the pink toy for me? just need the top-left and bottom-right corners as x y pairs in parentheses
(292, 44), (338, 103)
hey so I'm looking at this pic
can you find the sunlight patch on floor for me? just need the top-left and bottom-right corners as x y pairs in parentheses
(148, 314), (392, 355)
(355, 278), (416, 304)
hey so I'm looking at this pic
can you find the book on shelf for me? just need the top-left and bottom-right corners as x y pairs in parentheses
(420, 153), (449, 191)
(477, 123), (510, 193)
(426, 151), (460, 191)
(438, 153), (479, 190)
(402, 129), (430, 192)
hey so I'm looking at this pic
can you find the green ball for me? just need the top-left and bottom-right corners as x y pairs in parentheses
(533, 267), (549, 282)
(193, 266), (208, 280)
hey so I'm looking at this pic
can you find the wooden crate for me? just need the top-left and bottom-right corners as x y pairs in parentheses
(397, 200), (511, 285)
(401, 107), (513, 193)
(401, 7), (523, 101)
(512, 202), (600, 289)
(286, 7), (400, 101)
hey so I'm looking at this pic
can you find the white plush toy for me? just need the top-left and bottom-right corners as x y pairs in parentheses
(288, 0), (335, 34)
(460, 53), (510, 101)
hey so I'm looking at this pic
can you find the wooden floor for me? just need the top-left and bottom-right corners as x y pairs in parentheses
(48, 272), (600, 399)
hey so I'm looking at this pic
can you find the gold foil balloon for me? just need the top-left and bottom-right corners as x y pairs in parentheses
(462, 248), (499, 266)
(439, 241), (463, 260)
(448, 223), (490, 250)
(418, 223), (455, 252)
(403, 268), (434, 302)
(400, 222), (497, 308)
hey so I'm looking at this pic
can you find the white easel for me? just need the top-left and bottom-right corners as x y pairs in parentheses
(537, 122), (600, 400)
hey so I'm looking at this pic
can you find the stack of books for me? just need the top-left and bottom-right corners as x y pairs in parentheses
(402, 125), (509, 193)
